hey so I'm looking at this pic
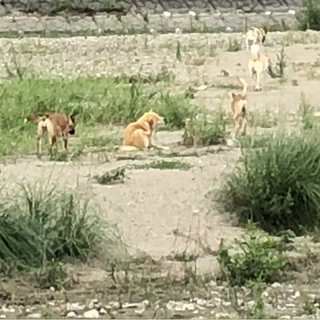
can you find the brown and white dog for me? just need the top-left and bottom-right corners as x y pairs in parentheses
(121, 109), (169, 151)
(230, 77), (248, 137)
(24, 112), (76, 158)
(245, 26), (266, 50)
(248, 44), (270, 91)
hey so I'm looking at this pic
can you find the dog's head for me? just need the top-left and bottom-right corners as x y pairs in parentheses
(140, 109), (165, 129)
(231, 93), (247, 117)
(68, 114), (76, 135)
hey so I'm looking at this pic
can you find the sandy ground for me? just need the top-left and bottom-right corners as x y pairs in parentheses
(1, 30), (320, 276)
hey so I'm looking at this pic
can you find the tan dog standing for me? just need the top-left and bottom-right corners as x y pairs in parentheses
(24, 112), (76, 158)
(245, 27), (266, 50)
(230, 77), (248, 137)
(248, 44), (270, 91)
(121, 109), (169, 151)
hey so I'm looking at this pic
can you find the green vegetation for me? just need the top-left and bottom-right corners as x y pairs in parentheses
(0, 76), (192, 157)
(0, 183), (120, 275)
(297, 0), (320, 31)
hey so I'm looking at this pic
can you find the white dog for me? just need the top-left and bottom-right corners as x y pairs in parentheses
(245, 27), (266, 50)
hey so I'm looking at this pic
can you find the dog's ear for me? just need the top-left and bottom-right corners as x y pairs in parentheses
(148, 119), (154, 127)
(231, 92), (236, 98)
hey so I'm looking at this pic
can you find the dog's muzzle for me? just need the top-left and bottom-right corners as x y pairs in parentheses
(69, 128), (76, 135)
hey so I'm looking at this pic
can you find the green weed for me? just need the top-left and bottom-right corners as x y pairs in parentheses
(0, 76), (191, 157)
(132, 160), (191, 170)
(218, 229), (294, 286)
(0, 182), (120, 274)
(182, 111), (227, 147)
(218, 132), (320, 235)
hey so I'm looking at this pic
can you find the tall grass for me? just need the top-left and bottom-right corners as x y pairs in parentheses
(0, 182), (121, 274)
(218, 132), (320, 235)
(0, 76), (192, 156)
(297, 0), (320, 31)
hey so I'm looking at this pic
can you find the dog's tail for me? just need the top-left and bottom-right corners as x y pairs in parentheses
(250, 44), (261, 60)
(24, 113), (50, 124)
(237, 77), (248, 97)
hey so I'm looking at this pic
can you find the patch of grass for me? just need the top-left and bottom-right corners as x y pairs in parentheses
(297, 0), (320, 31)
(237, 134), (274, 149)
(226, 38), (241, 52)
(218, 132), (320, 236)
(217, 228), (294, 287)
(94, 167), (126, 185)
(0, 182), (120, 275)
(182, 111), (227, 147)
(49, 151), (69, 162)
(267, 46), (287, 79)
(132, 160), (191, 170)
(298, 93), (315, 131)
(0, 76), (191, 157)
(249, 110), (278, 128)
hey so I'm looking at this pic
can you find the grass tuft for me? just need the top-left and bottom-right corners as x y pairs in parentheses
(0, 182), (120, 274)
(218, 132), (320, 235)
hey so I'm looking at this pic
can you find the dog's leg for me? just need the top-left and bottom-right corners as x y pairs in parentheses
(62, 134), (68, 151)
(240, 114), (248, 136)
(149, 132), (169, 151)
(49, 135), (57, 156)
(255, 72), (261, 91)
(37, 135), (42, 158)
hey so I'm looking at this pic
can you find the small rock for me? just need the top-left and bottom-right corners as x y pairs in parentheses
(293, 291), (301, 299)
(262, 291), (269, 298)
(247, 300), (255, 309)
(108, 302), (120, 309)
(280, 316), (291, 319)
(0, 315), (6, 319)
(49, 286), (55, 292)
(214, 312), (233, 319)
(27, 313), (41, 319)
(83, 309), (100, 319)
(272, 282), (281, 288)
(308, 294), (316, 300)
(142, 300), (150, 307)
(122, 303), (140, 309)
(222, 301), (231, 306)
(98, 308), (107, 315)
(67, 303), (85, 311)
(134, 303), (146, 315)
(286, 303), (296, 308)
(88, 299), (99, 309)
(66, 311), (77, 318)
(166, 301), (175, 310)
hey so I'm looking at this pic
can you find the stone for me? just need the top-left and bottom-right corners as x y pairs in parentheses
(15, 16), (44, 32)
(83, 309), (100, 319)
(66, 311), (77, 318)
(27, 314), (41, 319)
(98, 308), (107, 315)
(272, 282), (281, 288)
(0, 17), (17, 32)
(69, 16), (97, 32)
(41, 16), (70, 32)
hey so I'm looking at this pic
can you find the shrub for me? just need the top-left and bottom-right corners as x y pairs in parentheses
(217, 229), (294, 286)
(218, 133), (320, 235)
(0, 182), (121, 274)
(182, 111), (227, 147)
(297, 0), (320, 31)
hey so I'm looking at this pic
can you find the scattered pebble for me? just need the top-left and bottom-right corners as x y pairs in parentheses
(83, 309), (100, 319)
(66, 311), (77, 318)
